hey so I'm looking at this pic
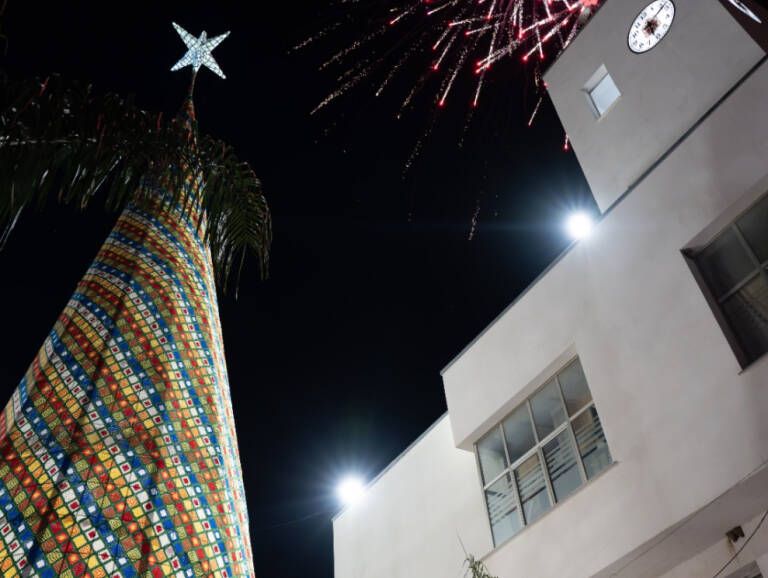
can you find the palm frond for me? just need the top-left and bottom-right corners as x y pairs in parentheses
(464, 555), (497, 578)
(0, 74), (271, 289)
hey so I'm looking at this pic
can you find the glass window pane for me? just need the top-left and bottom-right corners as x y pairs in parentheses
(698, 230), (756, 298)
(543, 430), (583, 503)
(572, 407), (613, 480)
(737, 195), (768, 263)
(502, 405), (536, 465)
(477, 427), (507, 485)
(558, 360), (592, 416)
(484, 474), (523, 546)
(514, 453), (551, 525)
(721, 274), (768, 364)
(589, 74), (620, 116)
(530, 380), (567, 440)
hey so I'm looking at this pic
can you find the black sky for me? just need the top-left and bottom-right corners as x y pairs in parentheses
(0, 2), (594, 577)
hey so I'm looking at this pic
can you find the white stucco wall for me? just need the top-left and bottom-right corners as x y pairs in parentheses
(544, 0), (765, 212)
(441, 47), (768, 578)
(333, 416), (492, 578)
(657, 511), (768, 578)
(334, 2), (768, 577)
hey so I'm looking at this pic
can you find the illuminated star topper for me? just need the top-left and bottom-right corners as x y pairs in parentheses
(171, 22), (229, 79)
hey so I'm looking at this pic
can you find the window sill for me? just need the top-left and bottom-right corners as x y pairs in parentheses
(738, 349), (768, 375)
(480, 460), (620, 563)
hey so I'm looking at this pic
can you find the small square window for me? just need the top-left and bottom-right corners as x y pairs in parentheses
(542, 431), (582, 502)
(584, 65), (620, 118)
(477, 427), (508, 485)
(530, 380), (567, 439)
(502, 406), (536, 464)
(484, 474), (523, 545)
(514, 453), (551, 525)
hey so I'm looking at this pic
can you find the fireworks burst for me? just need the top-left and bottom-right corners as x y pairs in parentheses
(300, 0), (603, 237)
(304, 0), (604, 117)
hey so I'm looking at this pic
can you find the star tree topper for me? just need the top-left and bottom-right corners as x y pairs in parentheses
(171, 22), (230, 79)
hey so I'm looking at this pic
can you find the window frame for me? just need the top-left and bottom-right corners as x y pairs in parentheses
(685, 195), (768, 369)
(474, 358), (612, 547)
(583, 65), (620, 119)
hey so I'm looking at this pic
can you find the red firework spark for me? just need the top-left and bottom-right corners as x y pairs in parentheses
(306, 0), (604, 116)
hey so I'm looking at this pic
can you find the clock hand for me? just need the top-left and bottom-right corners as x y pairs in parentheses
(642, 0), (670, 38)
(649, 0), (670, 24)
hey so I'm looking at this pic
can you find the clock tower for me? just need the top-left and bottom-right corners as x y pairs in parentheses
(544, 0), (767, 213)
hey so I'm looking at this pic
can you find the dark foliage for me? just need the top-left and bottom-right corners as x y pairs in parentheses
(0, 74), (271, 292)
(465, 555), (498, 578)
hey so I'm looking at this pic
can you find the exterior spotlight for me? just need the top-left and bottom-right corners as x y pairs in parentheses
(566, 212), (594, 241)
(337, 477), (366, 507)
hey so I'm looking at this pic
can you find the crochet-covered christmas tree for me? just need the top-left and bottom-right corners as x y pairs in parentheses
(0, 23), (269, 578)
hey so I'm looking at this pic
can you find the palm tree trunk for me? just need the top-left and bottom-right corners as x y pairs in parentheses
(0, 178), (255, 577)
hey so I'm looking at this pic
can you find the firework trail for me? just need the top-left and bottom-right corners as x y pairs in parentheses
(304, 0), (604, 116)
(300, 0), (603, 234)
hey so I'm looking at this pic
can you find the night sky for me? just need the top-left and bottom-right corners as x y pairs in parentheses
(0, 2), (593, 577)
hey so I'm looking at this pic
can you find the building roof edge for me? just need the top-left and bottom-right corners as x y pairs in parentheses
(441, 54), (768, 378)
(331, 411), (450, 523)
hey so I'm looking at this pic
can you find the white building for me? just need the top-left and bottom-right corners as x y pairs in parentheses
(333, 1), (768, 577)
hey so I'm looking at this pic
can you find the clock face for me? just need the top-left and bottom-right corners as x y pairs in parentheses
(628, 0), (676, 53)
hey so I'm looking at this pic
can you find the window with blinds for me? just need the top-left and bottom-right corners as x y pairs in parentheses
(476, 358), (613, 547)
(692, 194), (768, 368)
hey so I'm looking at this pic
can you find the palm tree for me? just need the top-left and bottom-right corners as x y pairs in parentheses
(0, 23), (269, 577)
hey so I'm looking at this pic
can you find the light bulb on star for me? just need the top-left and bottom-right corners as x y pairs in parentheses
(171, 22), (230, 79)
